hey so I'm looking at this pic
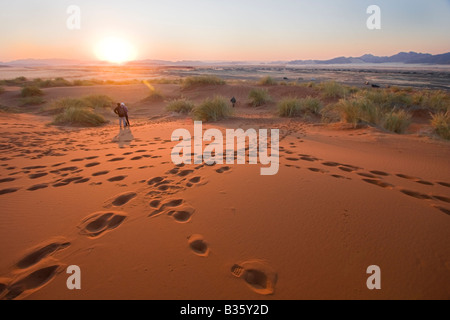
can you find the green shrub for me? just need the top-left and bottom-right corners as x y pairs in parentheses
(278, 98), (302, 118)
(382, 110), (411, 134)
(21, 86), (43, 97)
(52, 107), (107, 127)
(278, 97), (323, 118)
(431, 112), (450, 140)
(167, 98), (195, 114)
(0, 105), (20, 113)
(193, 96), (232, 122)
(248, 88), (272, 107)
(20, 96), (45, 106)
(258, 76), (277, 86)
(45, 95), (113, 126)
(319, 81), (349, 99)
(37, 77), (73, 88)
(83, 95), (114, 109)
(335, 98), (362, 127)
(182, 76), (225, 89)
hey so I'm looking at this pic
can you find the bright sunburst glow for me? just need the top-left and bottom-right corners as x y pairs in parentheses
(95, 37), (137, 64)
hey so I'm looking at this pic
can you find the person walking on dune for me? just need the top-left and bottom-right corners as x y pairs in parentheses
(114, 102), (130, 129)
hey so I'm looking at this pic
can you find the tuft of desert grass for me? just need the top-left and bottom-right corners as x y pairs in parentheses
(20, 96), (46, 106)
(182, 76), (226, 89)
(431, 112), (450, 140)
(52, 107), (107, 127)
(167, 98), (195, 114)
(258, 76), (277, 86)
(248, 88), (272, 107)
(382, 110), (412, 134)
(318, 81), (350, 99)
(278, 97), (323, 118)
(45, 95), (113, 126)
(21, 86), (43, 98)
(193, 96), (232, 122)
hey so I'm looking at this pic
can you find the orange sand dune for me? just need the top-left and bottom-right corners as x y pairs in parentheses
(0, 80), (449, 300)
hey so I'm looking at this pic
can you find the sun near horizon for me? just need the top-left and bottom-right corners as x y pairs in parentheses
(94, 37), (137, 64)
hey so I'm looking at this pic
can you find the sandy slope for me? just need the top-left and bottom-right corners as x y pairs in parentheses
(0, 84), (449, 300)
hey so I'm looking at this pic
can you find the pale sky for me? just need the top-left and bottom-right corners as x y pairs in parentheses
(1, 0), (449, 62)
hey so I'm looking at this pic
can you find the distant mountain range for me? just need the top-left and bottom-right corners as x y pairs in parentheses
(288, 52), (450, 65)
(1, 52), (449, 67)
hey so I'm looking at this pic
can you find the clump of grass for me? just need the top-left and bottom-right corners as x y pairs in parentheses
(45, 95), (113, 126)
(258, 76), (277, 86)
(36, 77), (73, 88)
(431, 112), (450, 140)
(52, 107), (107, 127)
(418, 91), (449, 112)
(248, 88), (272, 107)
(0, 105), (20, 113)
(21, 86), (43, 97)
(382, 110), (411, 134)
(147, 78), (182, 85)
(83, 95), (114, 109)
(167, 98), (195, 114)
(0, 86), (5, 94)
(334, 98), (363, 127)
(278, 97), (323, 118)
(193, 96), (232, 122)
(0, 77), (28, 86)
(72, 79), (105, 86)
(319, 81), (349, 99)
(20, 96), (46, 106)
(182, 76), (226, 89)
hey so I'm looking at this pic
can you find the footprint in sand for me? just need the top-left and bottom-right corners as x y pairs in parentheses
(168, 207), (195, 223)
(0, 188), (19, 196)
(110, 192), (137, 207)
(79, 212), (127, 238)
(433, 206), (450, 216)
(149, 198), (185, 218)
(400, 189), (432, 200)
(231, 260), (277, 295)
(178, 170), (194, 177)
(370, 171), (390, 177)
(85, 162), (100, 168)
(29, 173), (48, 179)
(187, 176), (202, 187)
(216, 166), (231, 174)
(107, 176), (127, 182)
(416, 180), (434, 186)
(308, 167), (327, 174)
(322, 162), (340, 167)
(2, 265), (61, 300)
(188, 235), (209, 257)
(147, 176), (165, 186)
(362, 179), (394, 189)
(433, 195), (450, 204)
(437, 182), (450, 188)
(27, 184), (49, 191)
(396, 174), (417, 180)
(16, 241), (70, 269)
(92, 171), (109, 177)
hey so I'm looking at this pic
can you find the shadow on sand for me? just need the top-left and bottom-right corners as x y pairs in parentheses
(112, 127), (134, 148)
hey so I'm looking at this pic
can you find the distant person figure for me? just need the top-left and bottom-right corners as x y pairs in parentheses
(114, 103), (129, 129)
(230, 97), (237, 108)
